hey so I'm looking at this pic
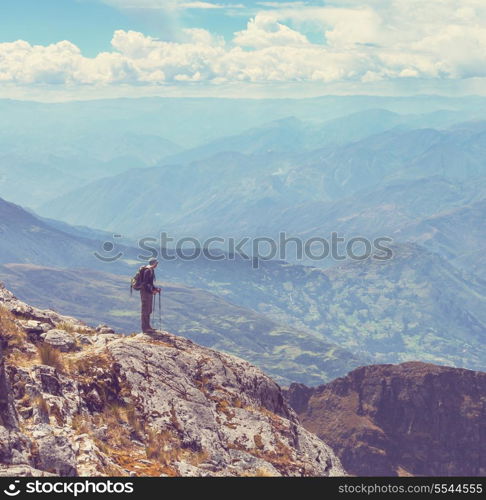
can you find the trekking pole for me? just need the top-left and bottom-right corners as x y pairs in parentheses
(158, 290), (162, 331)
(152, 292), (156, 328)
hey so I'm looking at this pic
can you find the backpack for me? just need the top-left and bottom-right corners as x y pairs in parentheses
(130, 266), (147, 294)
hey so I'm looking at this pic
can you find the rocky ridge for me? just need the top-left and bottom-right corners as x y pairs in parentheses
(0, 283), (345, 477)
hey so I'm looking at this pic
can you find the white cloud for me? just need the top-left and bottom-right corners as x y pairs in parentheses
(234, 13), (310, 48)
(2, 0), (486, 88)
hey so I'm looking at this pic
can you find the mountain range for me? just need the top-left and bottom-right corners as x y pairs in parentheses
(37, 121), (486, 244)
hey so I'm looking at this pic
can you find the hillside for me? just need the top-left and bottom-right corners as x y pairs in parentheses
(285, 362), (486, 476)
(0, 196), (140, 272)
(0, 264), (365, 386)
(0, 197), (100, 267)
(395, 199), (486, 279)
(0, 283), (345, 477)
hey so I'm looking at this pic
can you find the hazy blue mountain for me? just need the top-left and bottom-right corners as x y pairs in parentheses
(2, 95), (484, 150)
(38, 123), (486, 241)
(395, 199), (486, 279)
(0, 129), (182, 208)
(164, 109), (467, 166)
(1, 95), (484, 208)
(0, 154), (86, 208)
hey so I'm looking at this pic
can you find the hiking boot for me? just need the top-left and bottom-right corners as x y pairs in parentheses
(143, 328), (157, 334)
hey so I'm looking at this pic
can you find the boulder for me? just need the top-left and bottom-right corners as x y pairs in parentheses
(41, 329), (77, 352)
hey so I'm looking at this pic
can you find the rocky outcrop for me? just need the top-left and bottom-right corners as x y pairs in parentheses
(285, 362), (486, 476)
(0, 283), (345, 477)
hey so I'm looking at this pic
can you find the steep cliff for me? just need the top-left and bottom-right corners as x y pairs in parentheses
(0, 283), (345, 477)
(286, 362), (486, 476)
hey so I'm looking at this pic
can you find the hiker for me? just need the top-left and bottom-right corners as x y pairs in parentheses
(139, 258), (161, 333)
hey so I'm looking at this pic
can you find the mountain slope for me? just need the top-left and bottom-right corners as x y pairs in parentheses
(395, 199), (486, 279)
(285, 362), (486, 476)
(0, 196), (142, 273)
(0, 197), (100, 267)
(0, 264), (365, 386)
(0, 283), (345, 477)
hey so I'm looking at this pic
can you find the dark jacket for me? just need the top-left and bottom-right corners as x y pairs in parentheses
(140, 266), (156, 293)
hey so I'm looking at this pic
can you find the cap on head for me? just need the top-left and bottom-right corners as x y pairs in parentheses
(149, 258), (158, 266)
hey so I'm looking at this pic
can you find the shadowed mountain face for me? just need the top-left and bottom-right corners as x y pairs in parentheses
(0, 264), (365, 386)
(285, 362), (486, 477)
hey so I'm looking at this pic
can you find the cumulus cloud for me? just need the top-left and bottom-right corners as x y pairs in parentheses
(234, 13), (310, 48)
(1, 0), (486, 87)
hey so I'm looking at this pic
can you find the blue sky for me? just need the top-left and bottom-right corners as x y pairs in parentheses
(0, 0), (300, 53)
(0, 0), (131, 56)
(1, 0), (485, 99)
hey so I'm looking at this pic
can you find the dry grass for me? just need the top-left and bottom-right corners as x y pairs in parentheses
(37, 344), (64, 372)
(72, 413), (91, 434)
(216, 399), (236, 421)
(70, 352), (112, 376)
(254, 434), (264, 450)
(0, 306), (27, 351)
(187, 450), (209, 467)
(126, 405), (145, 437)
(145, 428), (182, 465)
(56, 322), (80, 334)
(33, 395), (50, 419)
(240, 468), (276, 477)
(49, 402), (65, 426)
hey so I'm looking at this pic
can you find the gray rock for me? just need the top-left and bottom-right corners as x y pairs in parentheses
(95, 324), (115, 334)
(174, 462), (211, 477)
(41, 329), (77, 352)
(20, 320), (52, 334)
(0, 465), (56, 477)
(35, 431), (77, 476)
(74, 334), (93, 345)
(107, 332), (346, 476)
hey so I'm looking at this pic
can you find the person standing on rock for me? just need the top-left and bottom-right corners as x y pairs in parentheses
(139, 258), (161, 333)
